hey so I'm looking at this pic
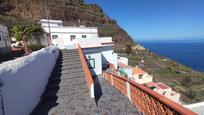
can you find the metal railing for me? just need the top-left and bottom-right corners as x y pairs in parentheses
(103, 71), (197, 115)
(77, 44), (94, 98)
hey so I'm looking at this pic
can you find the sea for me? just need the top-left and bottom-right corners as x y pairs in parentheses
(138, 39), (204, 73)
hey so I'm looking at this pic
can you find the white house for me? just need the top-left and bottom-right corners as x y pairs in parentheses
(0, 24), (11, 56)
(40, 19), (117, 75)
(118, 56), (128, 66)
(131, 67), (153, 84)
(146, 82), (181, 103)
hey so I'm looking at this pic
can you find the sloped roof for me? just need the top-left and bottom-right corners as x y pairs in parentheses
(146, 82), (170, 90)
(132, 67), (146, 75)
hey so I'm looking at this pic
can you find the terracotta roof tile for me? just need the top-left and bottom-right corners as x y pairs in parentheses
(132, 67), (146, 75)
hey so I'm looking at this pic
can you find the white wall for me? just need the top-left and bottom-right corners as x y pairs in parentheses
(132, 73), (153, 84)
(0, 46), (59, 115)
(118, 57), (128, 66)
(50, 32), (99, 49)
(101, 50), (117, 69)
(85, 52), (102, 76)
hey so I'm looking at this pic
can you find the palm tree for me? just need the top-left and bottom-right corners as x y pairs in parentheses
(11, 23), (44, 54)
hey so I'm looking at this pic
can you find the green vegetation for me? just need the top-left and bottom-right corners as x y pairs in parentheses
(125, 41), (134, 56)
(11, 23), (44, 54)
(117, 47), (204, 104)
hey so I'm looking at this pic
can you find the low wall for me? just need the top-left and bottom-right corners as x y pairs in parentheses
(0, 46), (59, 115)
(103, 71), (197, 115)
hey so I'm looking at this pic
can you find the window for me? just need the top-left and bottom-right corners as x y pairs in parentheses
(82, 35), (86, 38)
(86, 56), (95, 69)
(52, 35), (58, 39)
(70, 35), (76, 41)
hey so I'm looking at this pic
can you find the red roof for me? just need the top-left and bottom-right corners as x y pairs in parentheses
(145, 82), (170, 90)
(157, 83), (170, 89)
(132, 67), (146, 75)
(145, 82), (157, 88)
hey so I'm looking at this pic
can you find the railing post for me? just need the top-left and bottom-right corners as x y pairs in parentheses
(111, 75), (113, 86)
(90, 84), (94, 98)
(126, 82), (131, 102)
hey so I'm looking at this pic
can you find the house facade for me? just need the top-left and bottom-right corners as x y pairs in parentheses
(118, 63), (153, 84)
(131, 67), (153, 84)
(146, 82), (180, 103)
(0, 24), (11, 56)
(40, 19), (117, 75)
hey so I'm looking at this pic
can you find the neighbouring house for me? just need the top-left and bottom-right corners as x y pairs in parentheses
(118, 62), (132, 77)
(40, 19), (117, 75)
(130, 67), (153, 84)
(118, 63), (153, 84)
(145, 82), (180, 103)
(118, 56), (128, 66)
(132, 44), (146, 50)
(0, 24), (11, 56)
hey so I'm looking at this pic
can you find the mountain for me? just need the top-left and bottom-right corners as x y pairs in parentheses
(0, 0), (133, 49)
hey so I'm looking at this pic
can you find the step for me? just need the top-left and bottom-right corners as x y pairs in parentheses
(61, 50), (78, 53)
(54, 64), (82, 70)
(42, 85), (88, 100)
(61, 69), (84, 74)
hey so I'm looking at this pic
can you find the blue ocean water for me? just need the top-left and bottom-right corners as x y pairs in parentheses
(139, 40), (204, 72)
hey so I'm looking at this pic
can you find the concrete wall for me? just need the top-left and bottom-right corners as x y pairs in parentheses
(85, 52), (102, 76)
(101, 50), (117, 69)
(83, 46), (117, 76)
(0, 46), (59, 115)
(50, 33), (99, 49)
(118, 57), (128, 66)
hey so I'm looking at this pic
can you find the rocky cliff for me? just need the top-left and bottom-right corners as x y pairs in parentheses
(0, 0), (133, 49)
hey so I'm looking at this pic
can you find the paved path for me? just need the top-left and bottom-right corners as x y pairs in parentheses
(31, 49), (138, 115)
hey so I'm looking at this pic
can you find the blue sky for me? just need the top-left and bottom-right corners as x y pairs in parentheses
(85, 0), (204, 41)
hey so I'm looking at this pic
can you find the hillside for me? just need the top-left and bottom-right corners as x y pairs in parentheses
(1, 0), (204, 104)
(0, 0), (133, 49)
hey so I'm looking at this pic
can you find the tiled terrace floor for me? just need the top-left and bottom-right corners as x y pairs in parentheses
(31, 49), (139, 115)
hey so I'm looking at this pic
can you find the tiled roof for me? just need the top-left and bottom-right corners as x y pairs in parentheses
(157, 83), (170, 89)
(132, 67), (146, 75)
(146, 82), (170, 90)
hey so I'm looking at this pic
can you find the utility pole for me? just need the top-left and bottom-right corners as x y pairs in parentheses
(44, 0), (51, 46)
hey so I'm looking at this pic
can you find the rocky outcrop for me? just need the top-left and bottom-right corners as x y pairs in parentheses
(0, 0), (133, 49)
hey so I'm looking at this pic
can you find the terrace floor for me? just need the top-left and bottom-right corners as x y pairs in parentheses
(31, 49), (139, 115)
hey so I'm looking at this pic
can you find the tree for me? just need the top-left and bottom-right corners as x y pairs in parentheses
(125, 41), (133, 55)
(11, 23), (43, 54)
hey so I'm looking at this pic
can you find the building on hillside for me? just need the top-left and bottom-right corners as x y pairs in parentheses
(145, 82), (180, 103)
(130, 67), (153, 84)
(118, 56), (128, 66)
(118, 62), (132, 77)
(118, 63), (152, 84)
(0, 24), (11, 56)
(40, 19), (117, 75)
